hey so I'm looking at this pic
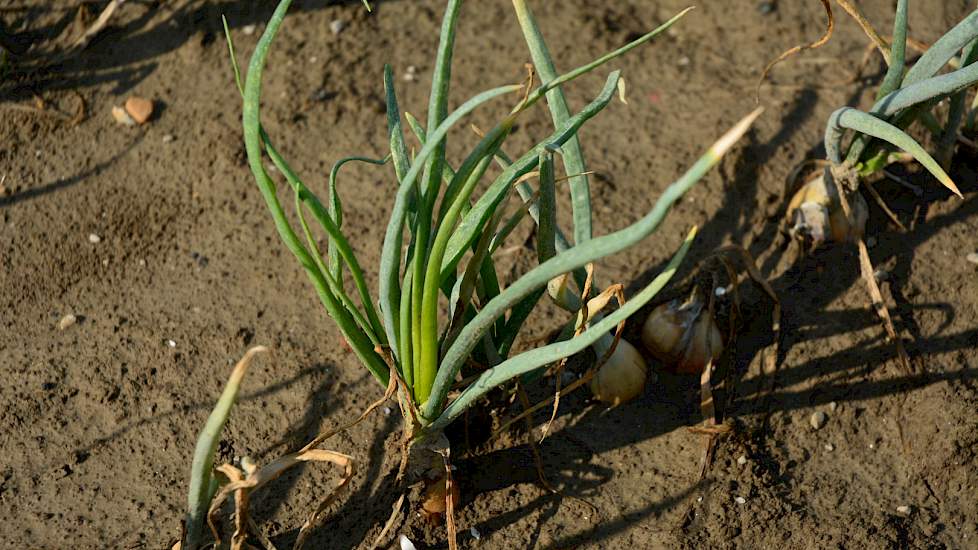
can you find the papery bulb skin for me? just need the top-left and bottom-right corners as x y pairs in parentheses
(420, 474), (460, 524)
(787, 174), (868, 248)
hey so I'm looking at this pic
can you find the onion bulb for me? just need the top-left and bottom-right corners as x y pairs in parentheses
(420, 474), (459, 523)
(641, 294), (723, 375)
(589, 338), (648, 405)
(641, 299), (695, 363)
(787, 174), (867, 248)
(676, 311), (723, 374)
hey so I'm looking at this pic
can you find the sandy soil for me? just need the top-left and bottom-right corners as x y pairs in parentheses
(2, 0), (977, 548)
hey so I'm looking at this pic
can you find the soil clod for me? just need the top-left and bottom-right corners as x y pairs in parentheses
(124, 96), (154, 124)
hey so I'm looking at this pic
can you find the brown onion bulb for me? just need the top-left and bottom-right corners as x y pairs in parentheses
(640, 300), (690, 362)
(641, 294), (724, 375)
(675, 311), (723, 375)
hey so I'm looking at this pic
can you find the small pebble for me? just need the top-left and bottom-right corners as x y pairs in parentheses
(758, 1), (776, 15)
(810, 411), (827, 430)
(677, 56), (690, 67)
(403, 65), (418, 82)
(828, 401), (837, 413)
(383, 406), (392, 416)
(58, 314), (77, 331)
(88, 233), (101, 244)
(112, 105), (135, 126)
(736, 455), (747, 466)
(715, 286), (727, 297)
(896, 505), (912, 515)
(162, 134), (175, 144)
(166, 339), (176, 348)
(242, 24), (257, 35)
(470, 527), (481, 540)
(125, 96), (154, 124)
(966, 252), (978, 265)
(139, 259), (147, 267)
(330, 19), (346, 35)
(824, 443), (834, 452)
(734, 496), (746, 504)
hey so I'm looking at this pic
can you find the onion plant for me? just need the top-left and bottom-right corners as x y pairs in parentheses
(228, 0), (759, 509)
(789, 0), (974, 370)
(183, 346), (267, 550)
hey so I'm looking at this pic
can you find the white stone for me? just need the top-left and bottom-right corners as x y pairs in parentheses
(810, 411), (827, 430)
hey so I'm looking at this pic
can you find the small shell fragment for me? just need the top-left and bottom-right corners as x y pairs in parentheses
(399, 535), (417, 550)
(124, 96), (154, 124)
(58, 314), (77, 330)
(111, 106), (135, 126)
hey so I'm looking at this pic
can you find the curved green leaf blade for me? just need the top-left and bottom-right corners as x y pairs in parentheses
(513, 0), (594, 246)
(427, 228), (696, 432)
(903, 9), (978, 87)
(826, 107), (961, 196)
(241, 0), (389, 386)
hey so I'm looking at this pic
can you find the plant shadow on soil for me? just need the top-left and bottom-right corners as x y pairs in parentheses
(0, 0), (398, 101)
